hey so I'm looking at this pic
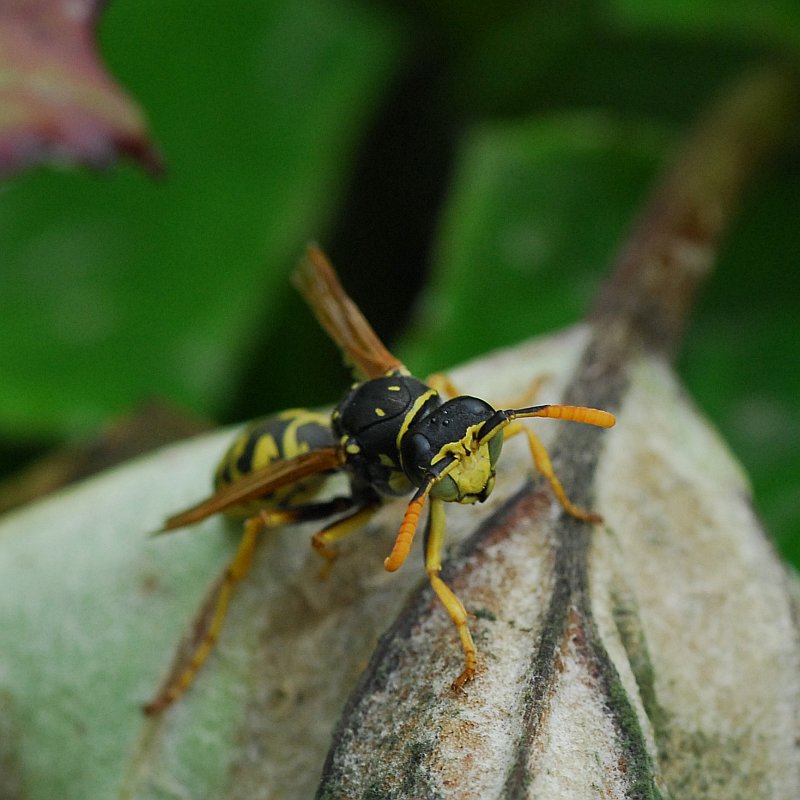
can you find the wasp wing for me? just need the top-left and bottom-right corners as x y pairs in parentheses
(159, 447), (342, 532)
(293, 245), (405, 381)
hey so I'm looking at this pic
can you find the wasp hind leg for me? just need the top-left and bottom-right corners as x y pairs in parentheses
(143, 497), (356, 715)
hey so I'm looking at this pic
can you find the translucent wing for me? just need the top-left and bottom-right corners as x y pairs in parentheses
(160, 447), (342, 531)
(293, 244), (405, 380)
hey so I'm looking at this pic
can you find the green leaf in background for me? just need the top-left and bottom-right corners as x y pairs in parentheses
(0, 0), (404, 438)
(681, 174), (800, 563)
(609, 0), (800, 49)
(399, 114), (668, 374)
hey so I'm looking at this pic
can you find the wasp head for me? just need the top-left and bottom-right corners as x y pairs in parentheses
(400, 396), (504, 504)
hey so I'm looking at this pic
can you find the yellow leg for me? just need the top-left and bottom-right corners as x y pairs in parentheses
(144, 510), (271, 714)
(425, 372), (461, 398)
(424, 497), (477, 691)
(144, 499), (358, 715)
(312, 501), (381, 576)
(503, 373), (550, 409)
(503, 421), (602, 523)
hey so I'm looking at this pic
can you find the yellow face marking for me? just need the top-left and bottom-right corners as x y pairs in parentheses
(374, 407), (386, 417)
(346, 442), (361, 455)
(445, 445), (494, 497)
(429, 423), (496, 502)
(388, 385), (401, 391)
(430, 423), (485, 466)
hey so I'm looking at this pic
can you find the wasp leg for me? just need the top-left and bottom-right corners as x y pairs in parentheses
(502, 373), (551, 409)
(311, 498), (382, 577)
(423, 497), (478, 692)
(143, 498), (355, 715)
(503, 421), (602, 523)
(426, 372), (550, 408)
(425, 372), (461, 399)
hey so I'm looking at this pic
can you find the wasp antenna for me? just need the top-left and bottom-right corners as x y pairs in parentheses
(508, 405), (616, 429)
(384, 486), (429, 573)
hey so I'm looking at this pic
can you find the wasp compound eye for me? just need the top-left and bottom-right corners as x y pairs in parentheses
(430, 474), (459, 502)
(400, 432), (434, 486)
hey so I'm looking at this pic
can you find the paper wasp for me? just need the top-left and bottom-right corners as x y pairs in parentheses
(143, 245), (615, 714)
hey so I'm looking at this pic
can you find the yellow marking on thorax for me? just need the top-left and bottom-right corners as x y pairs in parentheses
(395, 387), (438, 452)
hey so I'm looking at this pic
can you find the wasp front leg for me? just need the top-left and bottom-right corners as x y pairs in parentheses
(424, 497), (478, 691)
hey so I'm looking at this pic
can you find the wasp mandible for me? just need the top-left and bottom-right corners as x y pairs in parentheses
(143, 246), (615, 714)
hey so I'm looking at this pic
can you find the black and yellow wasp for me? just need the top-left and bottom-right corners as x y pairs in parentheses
(144, 246), (615, 714)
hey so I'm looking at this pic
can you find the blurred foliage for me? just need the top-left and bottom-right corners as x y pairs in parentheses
(0, 0), (797, 562)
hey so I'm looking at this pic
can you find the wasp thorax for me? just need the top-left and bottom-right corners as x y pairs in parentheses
(400, 396), (504, 503)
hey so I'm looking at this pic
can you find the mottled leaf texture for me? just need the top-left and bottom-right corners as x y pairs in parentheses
(0, 0), (160, 176)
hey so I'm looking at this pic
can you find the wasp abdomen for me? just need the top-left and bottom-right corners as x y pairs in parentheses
(215, 409), (335, 510)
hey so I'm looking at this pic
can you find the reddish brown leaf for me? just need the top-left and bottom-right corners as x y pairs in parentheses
(0, 0), (161, 176)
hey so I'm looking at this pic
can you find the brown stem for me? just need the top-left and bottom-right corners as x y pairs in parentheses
(590, 67), (799, 359)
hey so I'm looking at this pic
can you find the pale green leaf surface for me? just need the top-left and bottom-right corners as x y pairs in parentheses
(0, 431), (239, 798)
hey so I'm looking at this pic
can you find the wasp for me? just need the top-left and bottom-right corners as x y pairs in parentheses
(143, 245), (615, 714)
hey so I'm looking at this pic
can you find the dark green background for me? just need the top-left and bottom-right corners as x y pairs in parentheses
(1, 0), (798, 560)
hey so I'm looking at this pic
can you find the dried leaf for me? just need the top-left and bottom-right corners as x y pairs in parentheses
(0, 0), (161, 175)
